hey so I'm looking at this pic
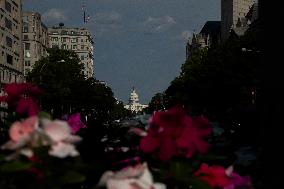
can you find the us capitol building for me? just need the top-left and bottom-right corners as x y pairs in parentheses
(124, 88), (148, 113)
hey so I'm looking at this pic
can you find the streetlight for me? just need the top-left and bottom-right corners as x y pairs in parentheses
(39, 59), (65, 80)
(241, 48), (260, 53)
(38, 59), (65, 113)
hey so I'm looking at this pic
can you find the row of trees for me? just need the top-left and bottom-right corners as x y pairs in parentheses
(147, 22), (263, 146)
(145, 21), (264, 188)
(27, 48), (131, 123)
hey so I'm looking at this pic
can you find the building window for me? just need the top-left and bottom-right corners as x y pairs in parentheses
(2, 71), (4, 80)
(25, 51), (31, 58)
(7, 54), (13, 64)
(61, 44), (68, 49)
(71, 38), (78, 43)
(5, 1), (12, 13)
(81, 55), (84, 60)
(81, 45), (84, 50)
(5, 18), (12, 30)
(23, 22), (29, 32)
(24, 35), (28, 40)
(52, 37), (58, 41)
(25, 43), (30, 50)
(61, 30), (67, 35)
(73, 45), (77, 50)
(25, 60), (31, 66)
(6, 36), (12, 47)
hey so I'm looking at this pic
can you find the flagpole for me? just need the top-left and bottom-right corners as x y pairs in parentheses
(82, 0), (86, 24)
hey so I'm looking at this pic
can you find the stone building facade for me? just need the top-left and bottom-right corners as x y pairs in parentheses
(186, 21), (221, 60)
(22, 12), (48, 76)
(221, 0), (254, 41)
(48, 25), (94, 78)
(0, 0), (24, 86)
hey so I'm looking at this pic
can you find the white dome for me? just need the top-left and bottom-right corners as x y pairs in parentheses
(129, 89), (139, 103)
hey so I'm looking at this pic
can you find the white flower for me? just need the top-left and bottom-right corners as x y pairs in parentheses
(48, 142), (79, 158)
(42, 119), (82, 158)
(98, 163), (166, 189)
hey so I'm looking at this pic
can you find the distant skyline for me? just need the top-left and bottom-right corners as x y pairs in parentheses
(23, 0), (220, 104)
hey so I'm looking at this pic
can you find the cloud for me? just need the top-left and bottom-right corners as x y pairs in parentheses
(95, 11), (122, 24)
(42, 8), (68, 23)
(139, 16), (176, 33)
(93, 11), (123, 36)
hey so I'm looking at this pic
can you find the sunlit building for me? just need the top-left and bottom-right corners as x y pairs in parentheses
(0, 0), (24, 86)
(22, 11), (49, 76)
(124, 88), (148, 113)
(48, 24), (94, 78)
(221, 0), (254, 41)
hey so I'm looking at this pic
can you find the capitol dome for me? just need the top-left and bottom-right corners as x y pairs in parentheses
(124, 87), (148, 113)
(129, 88), (139, 103)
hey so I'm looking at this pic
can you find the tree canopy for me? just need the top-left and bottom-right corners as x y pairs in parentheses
(27, 48), (116, 122)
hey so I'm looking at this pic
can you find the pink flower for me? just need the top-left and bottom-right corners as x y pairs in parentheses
(224, 166), (254, 189)
(0, 83), (42, 116)
(195, 164), (254, 189)
(1, 116), (82, 159)
(194, 163), (231, 188)
(140, 105), (212, 161)
(8, 116), (38, 145)
(66, 113), (87, 134)
(98, 163), (166, 189)
(1, 116), (40, 158)
(176, 115), (212, 158)
(16, 98), (39, 116)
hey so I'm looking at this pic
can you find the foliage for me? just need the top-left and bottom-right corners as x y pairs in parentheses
(144, 93), (168, 114)
(27, 48), (116, 123)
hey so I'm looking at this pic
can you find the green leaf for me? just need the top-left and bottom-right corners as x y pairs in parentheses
(0, 154), (5, 161)
(61, 171), (85, 184)
(170, 161), (193, 178)
(188, 178), (211, 189)
(38, 111), (52, 119)
(0, 161), (32, 172)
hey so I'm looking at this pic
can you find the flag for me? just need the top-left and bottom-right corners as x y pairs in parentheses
(86, 15), (90, 22)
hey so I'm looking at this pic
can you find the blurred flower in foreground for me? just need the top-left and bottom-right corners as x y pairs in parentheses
(140, 105), (212, 161)
(224, 166), (254, 189)
(64, 113), (87, 134)
(0, 83), (42, 116)
(42, 119), (82, 158)
(1, 116), (82, 159)
(194, 164), (254, 189)
(98, 163), (166, 189)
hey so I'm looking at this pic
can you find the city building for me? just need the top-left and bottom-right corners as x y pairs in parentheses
(22, 12), (49, 76)
(186, 21), (221, 60)
(124, 88), (148, 113)
(229, 1), (259, 38)
(0, 0), (24, 86)
(48, 24), (94, 78)
(221, 0), (254, 41)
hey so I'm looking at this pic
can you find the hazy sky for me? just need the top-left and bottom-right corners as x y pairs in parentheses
(23, 0), (220, 104)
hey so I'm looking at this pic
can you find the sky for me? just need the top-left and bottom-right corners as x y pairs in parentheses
(23, 0), (220, 104)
